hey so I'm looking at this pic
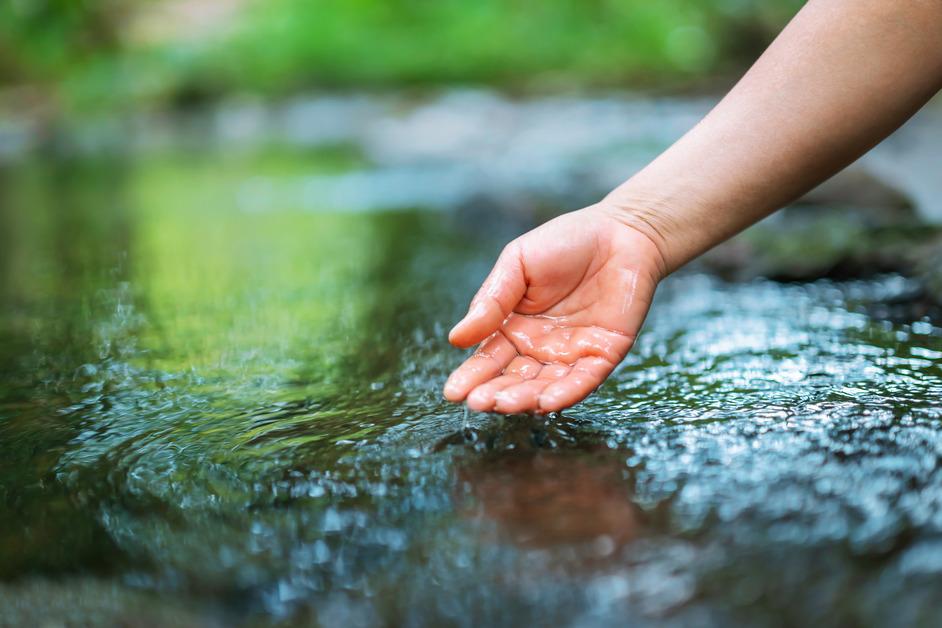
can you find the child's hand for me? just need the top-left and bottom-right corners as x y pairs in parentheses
(443, 205), (666, 413)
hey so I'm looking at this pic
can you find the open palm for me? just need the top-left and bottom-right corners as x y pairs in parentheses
(443, 206), (665, 413)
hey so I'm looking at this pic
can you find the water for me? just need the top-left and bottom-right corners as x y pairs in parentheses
(2, 153), (942, 626)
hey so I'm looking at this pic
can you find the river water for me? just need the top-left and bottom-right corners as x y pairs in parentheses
(2, 149), (942, 626)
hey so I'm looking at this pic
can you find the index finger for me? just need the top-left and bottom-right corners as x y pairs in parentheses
(443, 332), (517, 402)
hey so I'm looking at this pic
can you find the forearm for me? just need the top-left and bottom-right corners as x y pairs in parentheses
(605, 0), (942, 275)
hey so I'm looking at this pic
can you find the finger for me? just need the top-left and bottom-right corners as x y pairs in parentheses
(443, 333), (517, 402)
(503, 355), (543, 379)
(467, 374), (524, 412)
(449, 243), (526, 349)
(571, 327), (634, 364)
(493, 363), (570, 414)
(465, 356), (542, 411)
(538, 357), (616, 412)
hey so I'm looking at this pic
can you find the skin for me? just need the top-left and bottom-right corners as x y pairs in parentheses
(445, 0), (942, 414)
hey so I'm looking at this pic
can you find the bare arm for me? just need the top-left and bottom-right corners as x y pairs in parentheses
(606, 0), (942, 273)
(445, 0), (942, 413)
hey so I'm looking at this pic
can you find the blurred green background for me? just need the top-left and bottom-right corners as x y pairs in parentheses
(0, 0), (803, 113)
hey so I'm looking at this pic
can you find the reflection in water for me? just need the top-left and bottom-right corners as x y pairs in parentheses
(445, 416), (642, 551)
(0, 156), (134, 579)
(2, 152), (942, 626)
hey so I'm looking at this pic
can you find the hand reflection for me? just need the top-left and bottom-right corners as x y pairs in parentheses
(454, 443), (642, 551)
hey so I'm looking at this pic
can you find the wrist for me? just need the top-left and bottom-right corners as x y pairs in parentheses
(597, 182), (689, 277)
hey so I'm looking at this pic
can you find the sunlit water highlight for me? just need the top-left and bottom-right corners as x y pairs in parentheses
(1, 157), (942, 626)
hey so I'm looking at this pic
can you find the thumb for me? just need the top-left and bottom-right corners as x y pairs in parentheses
(449, 243), (526, 349)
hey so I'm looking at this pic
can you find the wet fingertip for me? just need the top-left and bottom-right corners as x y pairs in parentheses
(442, 386), (463, 402)
(493, 388), (523, 408)
(447, 323), (477, 349)
(447, 321), (465, 344)
(448, 302), (494, 347)
(537, 390), (566, 413)
(466, 389), (495, 412)
(443, 374), (468, 401)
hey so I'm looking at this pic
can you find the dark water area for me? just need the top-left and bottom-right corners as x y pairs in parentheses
(3, 154), (942, 627)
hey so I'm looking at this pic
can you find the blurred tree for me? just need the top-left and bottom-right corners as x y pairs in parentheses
(0, 0), (128, 85)
(0, 0), (805, 112)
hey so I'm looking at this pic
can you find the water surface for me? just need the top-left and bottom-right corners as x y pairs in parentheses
(2, 154), (942, 626)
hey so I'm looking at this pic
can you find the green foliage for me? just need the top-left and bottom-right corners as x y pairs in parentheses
(0, 0), (805, 111)
(0, 0), (126, 83)
(208, 0), (801, 91)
